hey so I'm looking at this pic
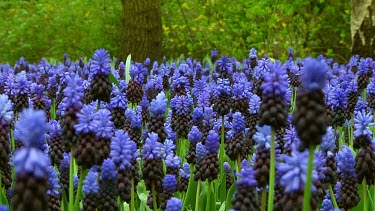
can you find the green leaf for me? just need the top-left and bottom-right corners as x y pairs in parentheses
(125, 54), (131, 83)
(219, 173), (227, 203)
(225, 184), (236, 210)
(0, 188), (9, 206)
(207, 188), (216, 211)
(218, 202), (226, 211)
(74, 45), (91, 58)
(199, 188), (207, 211)
(109, 73), (120, 88)
(183, 165), (198, 209)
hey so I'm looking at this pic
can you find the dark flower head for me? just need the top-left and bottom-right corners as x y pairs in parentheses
(61, 73), (84, 110)
(162, 139), (176, 159)
(320, 127), (336, 156)
(14, 109), (49, 147)
(253, 125), (272, 149)
(110, 130), (138, 170)
(142, 132), (163, 159)
(223, 162), (231, 174)
(180, 163), (190, 179)
(165, 155), (181, 169)
(354, 110), (375, 139)
(163, 174), (178, 191)
(261, 63), (289, 96)
(301, 58), (328, 91)
(171, 95), (193, 115)
(96, 109), (114, 138)
(74, 104), (100, 134)
(235, 165), (257, 188)
(47, 165), (61, 195)
(100, 158), (117, 181)
(231, 112), (245, 134)
(149, 92), (168, 118)
(83, 169), (99, 195)
(205, 130), (220, 154)
(188, 126), (202, 144)
(90, 49), (111, 76)
(14, 148), (50, 178)
(196, 142), (206, 160)
(0, 94), (13, 123)
(31, 83), (45, 98)
(278, 149), (318, 193)
(335, 146), (355, 177)
(166, 197), (182, 211)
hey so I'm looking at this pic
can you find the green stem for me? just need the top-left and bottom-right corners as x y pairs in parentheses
(0, 171), (2, 204)
(152, 183), (157, 211)
(261, 186), (267, 211)
(364, 178), (368, 211)
(120, 198), (125, 211)
(69, 148), (74, 211)
(74, 169), (88, 209)
(267, 128), (275, 211)
(195, 179), (201, 211)
(206, 181), (211, 211)
(302, 145), (315, 211)
(328, 184), (338, 209)
(52, 99), (56, 120)
(130, 178), (135, 211)
(219, 115), (225, 174)
(62, 189), (68, 211)
(236, 154), (241, 180)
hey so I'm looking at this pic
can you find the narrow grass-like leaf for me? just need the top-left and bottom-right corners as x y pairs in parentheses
(225, 184), (236, 210)
(125, 54), (131, 83)
(183, 166), (198, 209)
(218, 202), (226, 211)
(109, 73), (120, 88)
(74, 45), (91, 58)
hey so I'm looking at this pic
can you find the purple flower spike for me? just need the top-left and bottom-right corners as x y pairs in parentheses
(74, 105), (100, 134)
(261, 64), (289, 97)
(149, 92), (168, 118)
(0, 94), (13, 123)
(14, 109), (49, 147)
(14, 148), (50, 178)
(196, 142), (206, 160)
(90, 49), (111, 76)
(61, 73), (84, 110)
(110, 130), (138, 170)
(96, 109), (114, 138)
(180, 163), (190, 179)
(335, 146), (355, 177)
(142, 132), (163, 160)
(232, 112), (245, 134)
(83, 169), (99, 195)
(320, 127), (336, 156)
(100, 158), (117, 181)
(301, 58), (328, 91)
(47, 165), (61, 195)
(166, 197), (182, 211)
(162, 139), (176, 159)
(205, 130), (220, 154)
(354, 110), (375, 139)
(252, 125), (272, 149)
(171, 95), (193, 116)
(163, 174), (177, 191)
(188, 126), (202, 144)
(235, 165), (257, 188)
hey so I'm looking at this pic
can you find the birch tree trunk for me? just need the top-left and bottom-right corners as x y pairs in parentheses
(351, 0), (375, 57)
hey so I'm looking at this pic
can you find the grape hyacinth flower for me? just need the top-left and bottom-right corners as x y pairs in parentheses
(89, 49), (113, 103)
(126, 63), (144, 105)
(186, 126), (202, 165)
(82, 169), (99, 211)
(161, 174), (178, 209)
(97, 158), (118, 211)
(224, 162), (232, 191)
(147, 92), (168, 142)
(330, 87), (348, 127)
(170, 94), (193, 139)
(356, 58), (372, 94)
(48, 120), (63, 166)
(178, 163), (190, 192)
(73, 104), (100, 170)
(142, 132), (164, 208)
(247, 92), (261, 136)
(226, 112), (249, 161)
(108, 84), (127, 129)
(14, 71), (30, 113)
(0, 95), (13, 181)
(320, 127), (338, 185)
(12, 109), (50, 211)
(212, 78), (232, 116)
(252, 125), (272, 187)
(231, 164), (259, 211)
(47, 166), (61, 211)
(336, 146), (360, 209)
(95, 109), (115, 165)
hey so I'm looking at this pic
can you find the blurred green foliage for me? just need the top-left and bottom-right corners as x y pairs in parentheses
(0, 0), (350, 63)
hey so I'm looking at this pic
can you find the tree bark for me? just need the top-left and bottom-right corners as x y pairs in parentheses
(118, 0), (162, 64)
(351, 0), (375, 57)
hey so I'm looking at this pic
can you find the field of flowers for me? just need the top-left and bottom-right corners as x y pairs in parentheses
(0, 48), (374, 211)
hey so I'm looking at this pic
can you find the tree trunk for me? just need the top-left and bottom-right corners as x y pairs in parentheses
(118, 0), (162, 64)
(351, 0), (375, 57)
